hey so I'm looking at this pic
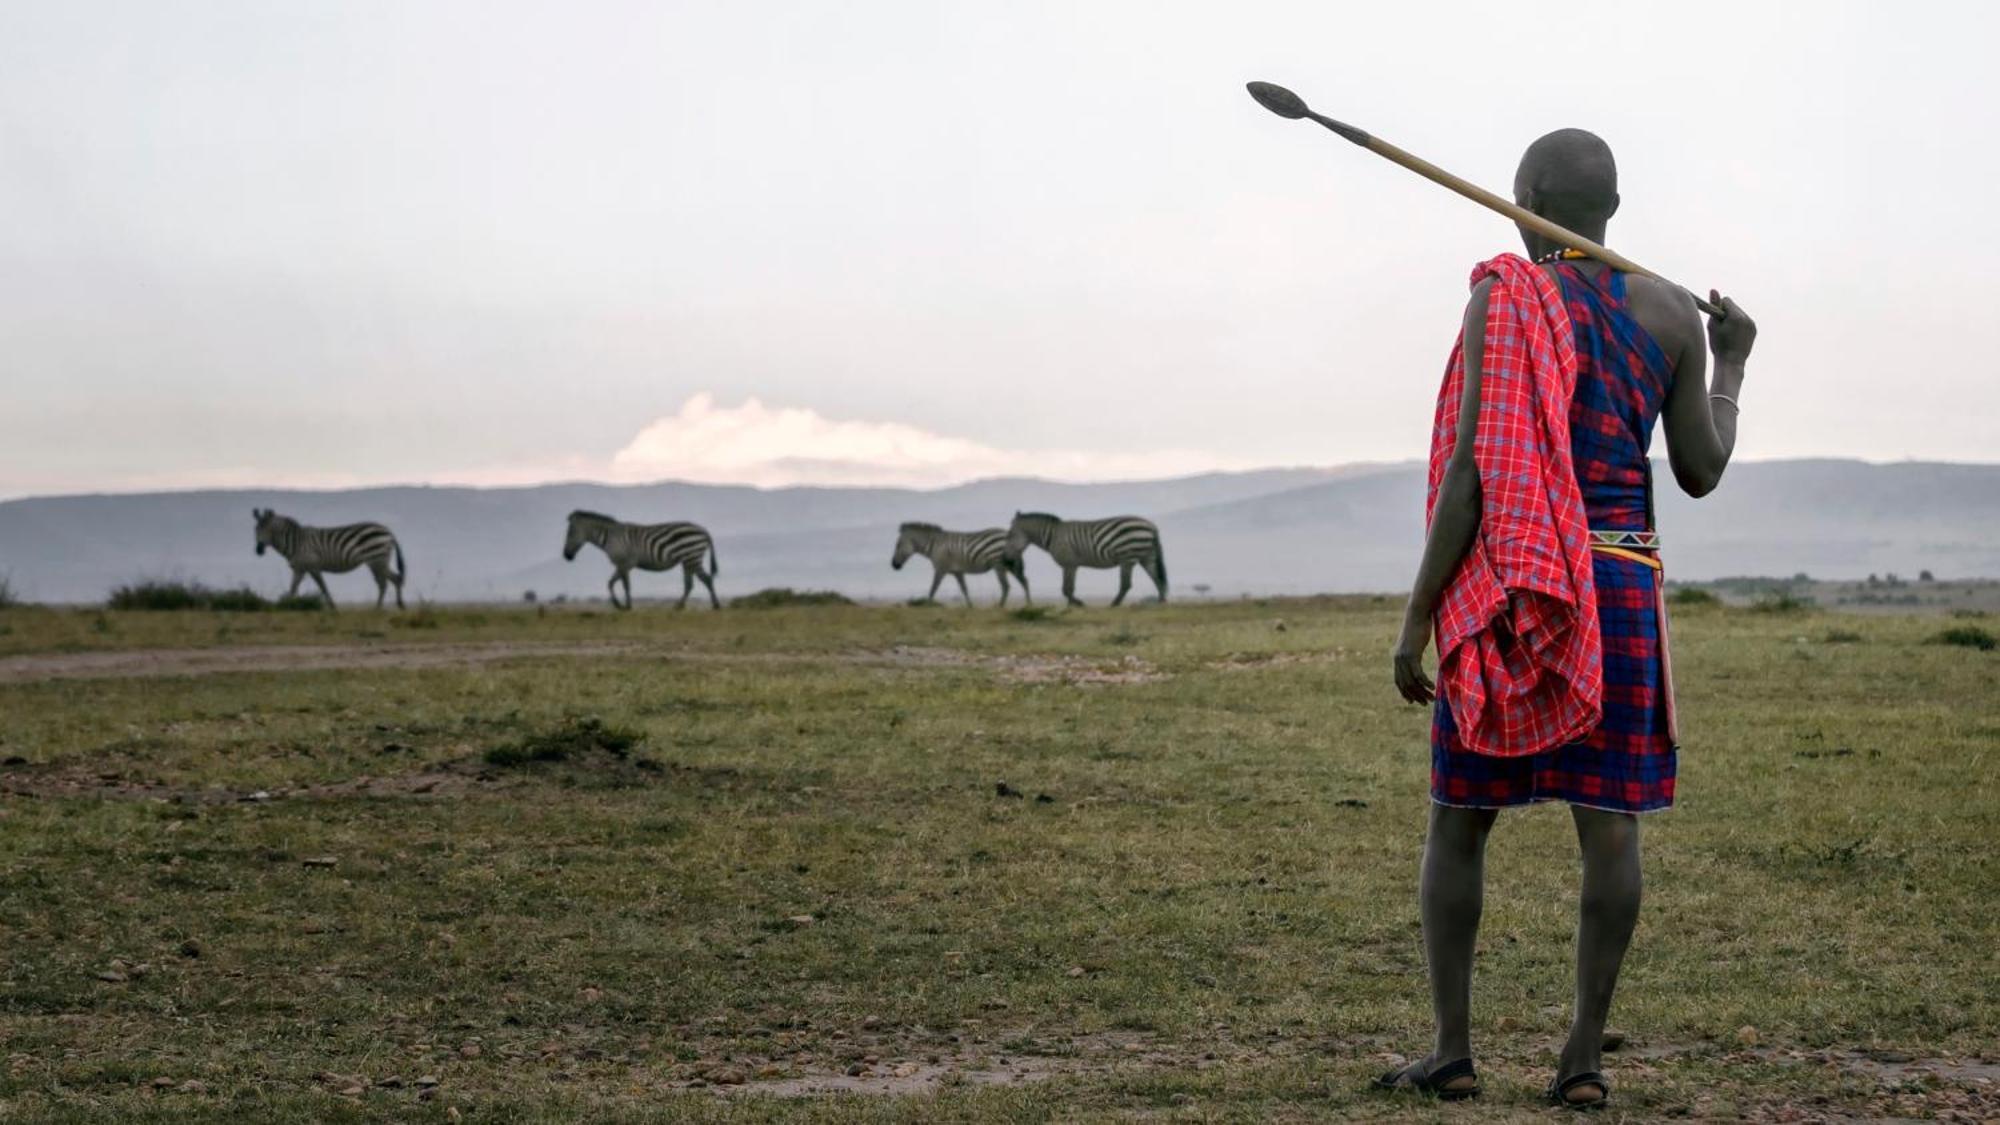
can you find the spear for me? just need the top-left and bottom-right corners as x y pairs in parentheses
(1246, 81), (1723, 316)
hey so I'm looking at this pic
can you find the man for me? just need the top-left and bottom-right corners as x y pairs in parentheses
(1376, 129), (1757, 1108)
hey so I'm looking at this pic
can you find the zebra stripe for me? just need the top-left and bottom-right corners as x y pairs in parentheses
(892, 523), (1028, 607)
(1006, 512), (1166, 607)
(252, 508), (406, 610)
(564, 510), (720, 610)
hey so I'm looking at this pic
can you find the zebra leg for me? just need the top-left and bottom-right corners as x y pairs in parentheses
(926, 569), (944, 604)
(953, 572), (972, 608)
(1062, 566), (1083, 608)
(996, 568), (1011, 608)
(608, 570), (627, 610)
(309, 570), (337, 611)
(622, 572), (636, 610)
(1148, 556), (1168, 602)
(1016, 561), (1032, 606)
(286, 570), (305, 598)
(697, 566), (720, 609)
(1112, 561), (1135, 607)
(370, 560), (389, 610)
(677, 564), (694, 610)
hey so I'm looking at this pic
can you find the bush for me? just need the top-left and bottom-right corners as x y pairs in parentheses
(728, 588), (854, 609)
(1929, 625), (1996, 652)
(1751, 591), (1815, 614)
(1822, 628), (1865, 644)
(0, 574), (21, 609)
(107, 581), (326, 612)
(485, 716), (645, 767)
(1667, 586), (1720, 608)
(1009, 605), (1055, 623)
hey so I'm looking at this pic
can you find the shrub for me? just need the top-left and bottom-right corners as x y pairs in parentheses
(1667, 586), (1720, 608)
(109, 581), (210, 610)
(1009, 606), (1055, 623)
(1929, 625), (1996, 652)
(1751, 591), (1815, 614)
(274, 594), (326, 612)
(1822, 628), (1865, 644)
(0, 574), (20, 609)
(485, 716), (644, 767)
(206, 587), (274, 612)
(728, 588), (854, 609)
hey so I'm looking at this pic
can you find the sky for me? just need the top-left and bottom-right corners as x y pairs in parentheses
(3, 0), (1996, 498)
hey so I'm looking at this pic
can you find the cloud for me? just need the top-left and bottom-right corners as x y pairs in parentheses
(604, 394), (1258, 488)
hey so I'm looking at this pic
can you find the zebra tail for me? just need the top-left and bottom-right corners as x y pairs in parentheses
(708, 537), (720, 575)
(1156, 545), (1167, 593)
(394, 541), (407, 581)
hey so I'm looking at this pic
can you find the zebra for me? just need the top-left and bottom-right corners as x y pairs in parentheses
(562, 510), (719, 611)
(251, 508), (406, 610)
(891, 522), (1030, 607)
(1006, 511), (1166, 607)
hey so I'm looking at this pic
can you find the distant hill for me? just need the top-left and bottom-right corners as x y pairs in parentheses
(1, 460), (1993, 604)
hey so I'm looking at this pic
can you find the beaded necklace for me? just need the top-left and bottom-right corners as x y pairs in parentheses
(1534, 247), (1592, 264)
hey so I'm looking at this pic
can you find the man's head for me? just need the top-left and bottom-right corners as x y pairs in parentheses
(1513, 129), (1619, 252)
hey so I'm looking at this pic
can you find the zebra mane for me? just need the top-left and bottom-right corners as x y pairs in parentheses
(568, 509), (619, 524)
(1013, 511), (1060, 523)
(899, 521), (943, 534)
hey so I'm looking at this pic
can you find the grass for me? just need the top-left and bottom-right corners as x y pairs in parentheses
(0, 598), (1993, 1121)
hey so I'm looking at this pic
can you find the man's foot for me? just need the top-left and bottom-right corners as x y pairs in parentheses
(1372, 1055), (1480, 1100)
(1545, 1070), (1610, 1110)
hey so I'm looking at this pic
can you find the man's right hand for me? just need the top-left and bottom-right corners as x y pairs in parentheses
(1706, 290), (1756, 364)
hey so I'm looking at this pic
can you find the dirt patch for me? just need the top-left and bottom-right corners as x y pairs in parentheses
(0, 641), (646, 685)
(991, 654), (1169, 686)
(1209, 650), (1350, 672)
(696, 1029), (1204, 1097)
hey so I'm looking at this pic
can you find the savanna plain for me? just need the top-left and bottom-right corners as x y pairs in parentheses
(0, 593), (1994, 1122)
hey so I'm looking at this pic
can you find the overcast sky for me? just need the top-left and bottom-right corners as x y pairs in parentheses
(3, 0), (1994, 498)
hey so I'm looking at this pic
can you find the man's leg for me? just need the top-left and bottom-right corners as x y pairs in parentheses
(1558, 806), (1642, 1103)
(1419, 803), (1498, 1075)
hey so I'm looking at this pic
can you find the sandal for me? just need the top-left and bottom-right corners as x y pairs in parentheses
(1545, 1070), (1611, 1110)
(1373, 1056), (1481, 1101)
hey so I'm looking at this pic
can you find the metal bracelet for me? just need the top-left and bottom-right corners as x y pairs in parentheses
(1709, 393), (1740, 412)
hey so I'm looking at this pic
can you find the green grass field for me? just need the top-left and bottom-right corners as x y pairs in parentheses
(1, 598), (1994, 1122)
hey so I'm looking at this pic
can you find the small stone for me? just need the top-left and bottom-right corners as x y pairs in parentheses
(458, 1044), (481, 1059)
(375, 1076), (404, 1088)
(178, 939), (202, 958)
(892, 1062), (919, 1077)
(1066, 966), (1086, 978)
(150, 1076), (174, 1088)
(1496, 1016), (1521, 1031)
(178, 1079), (206, 1094)
(415, 1075), (439, 1087)
(845, 1062), (868, 1077)
(97, 970), (128, 983)
(1273, 619), (1288, 632)
(1736, 1025), (1760, 1046)
(786, 915), (815, 927)
(1602, 1031), (1627, 1051)
(417, 1087), (439, 1102)
(337, 1083), (364, 1097)
(302, 856), (338, 868)
(709, 1066), (747, 1085)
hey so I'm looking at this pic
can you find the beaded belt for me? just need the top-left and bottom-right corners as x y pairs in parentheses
(1590, 529), (1661, 569)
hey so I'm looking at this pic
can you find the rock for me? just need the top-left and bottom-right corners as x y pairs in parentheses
(1736, 1025), (1760, 1047)
(1273, 620), (1288, 632)
(415, 1075), (439, 1087)
(150, 1076), (174, 1088)
(892, 1062), (920, 1077)
(178, 1079), (206, 1094)
(1066, 966), (1086, 978)
(708, 1066), (747, 1085)
(844, 1062), (868, 1077)
(375, 1076), (404, 1088)
(994, 781), (1022, 798)
(786, 915), (815, 927)
(97, 970), (128, 983)
(302, 856), (338, 868)
(337, 1083), (364, 1097)
(1602, 1031), (1627, 1051)
(178, 940), (202, 958)
(458, 1044), (481, 1059)
(1496, 1016), (1521, 1031)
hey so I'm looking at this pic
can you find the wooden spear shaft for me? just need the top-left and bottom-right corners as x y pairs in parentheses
(1247, 81), (1724, 317)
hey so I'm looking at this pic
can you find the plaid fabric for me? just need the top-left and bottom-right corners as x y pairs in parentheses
(1433, 264), (1679, 813)
(1426, 254), (1600, 758)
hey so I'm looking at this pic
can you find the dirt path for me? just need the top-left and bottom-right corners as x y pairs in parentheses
(0, 641), (646, 684)
(0, 641), (1172, 687)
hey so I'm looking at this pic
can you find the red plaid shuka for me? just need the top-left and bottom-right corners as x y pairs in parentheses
(1426, 253), (1601, 758)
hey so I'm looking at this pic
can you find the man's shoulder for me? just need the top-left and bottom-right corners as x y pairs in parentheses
(1622, 273), (1700, 357)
